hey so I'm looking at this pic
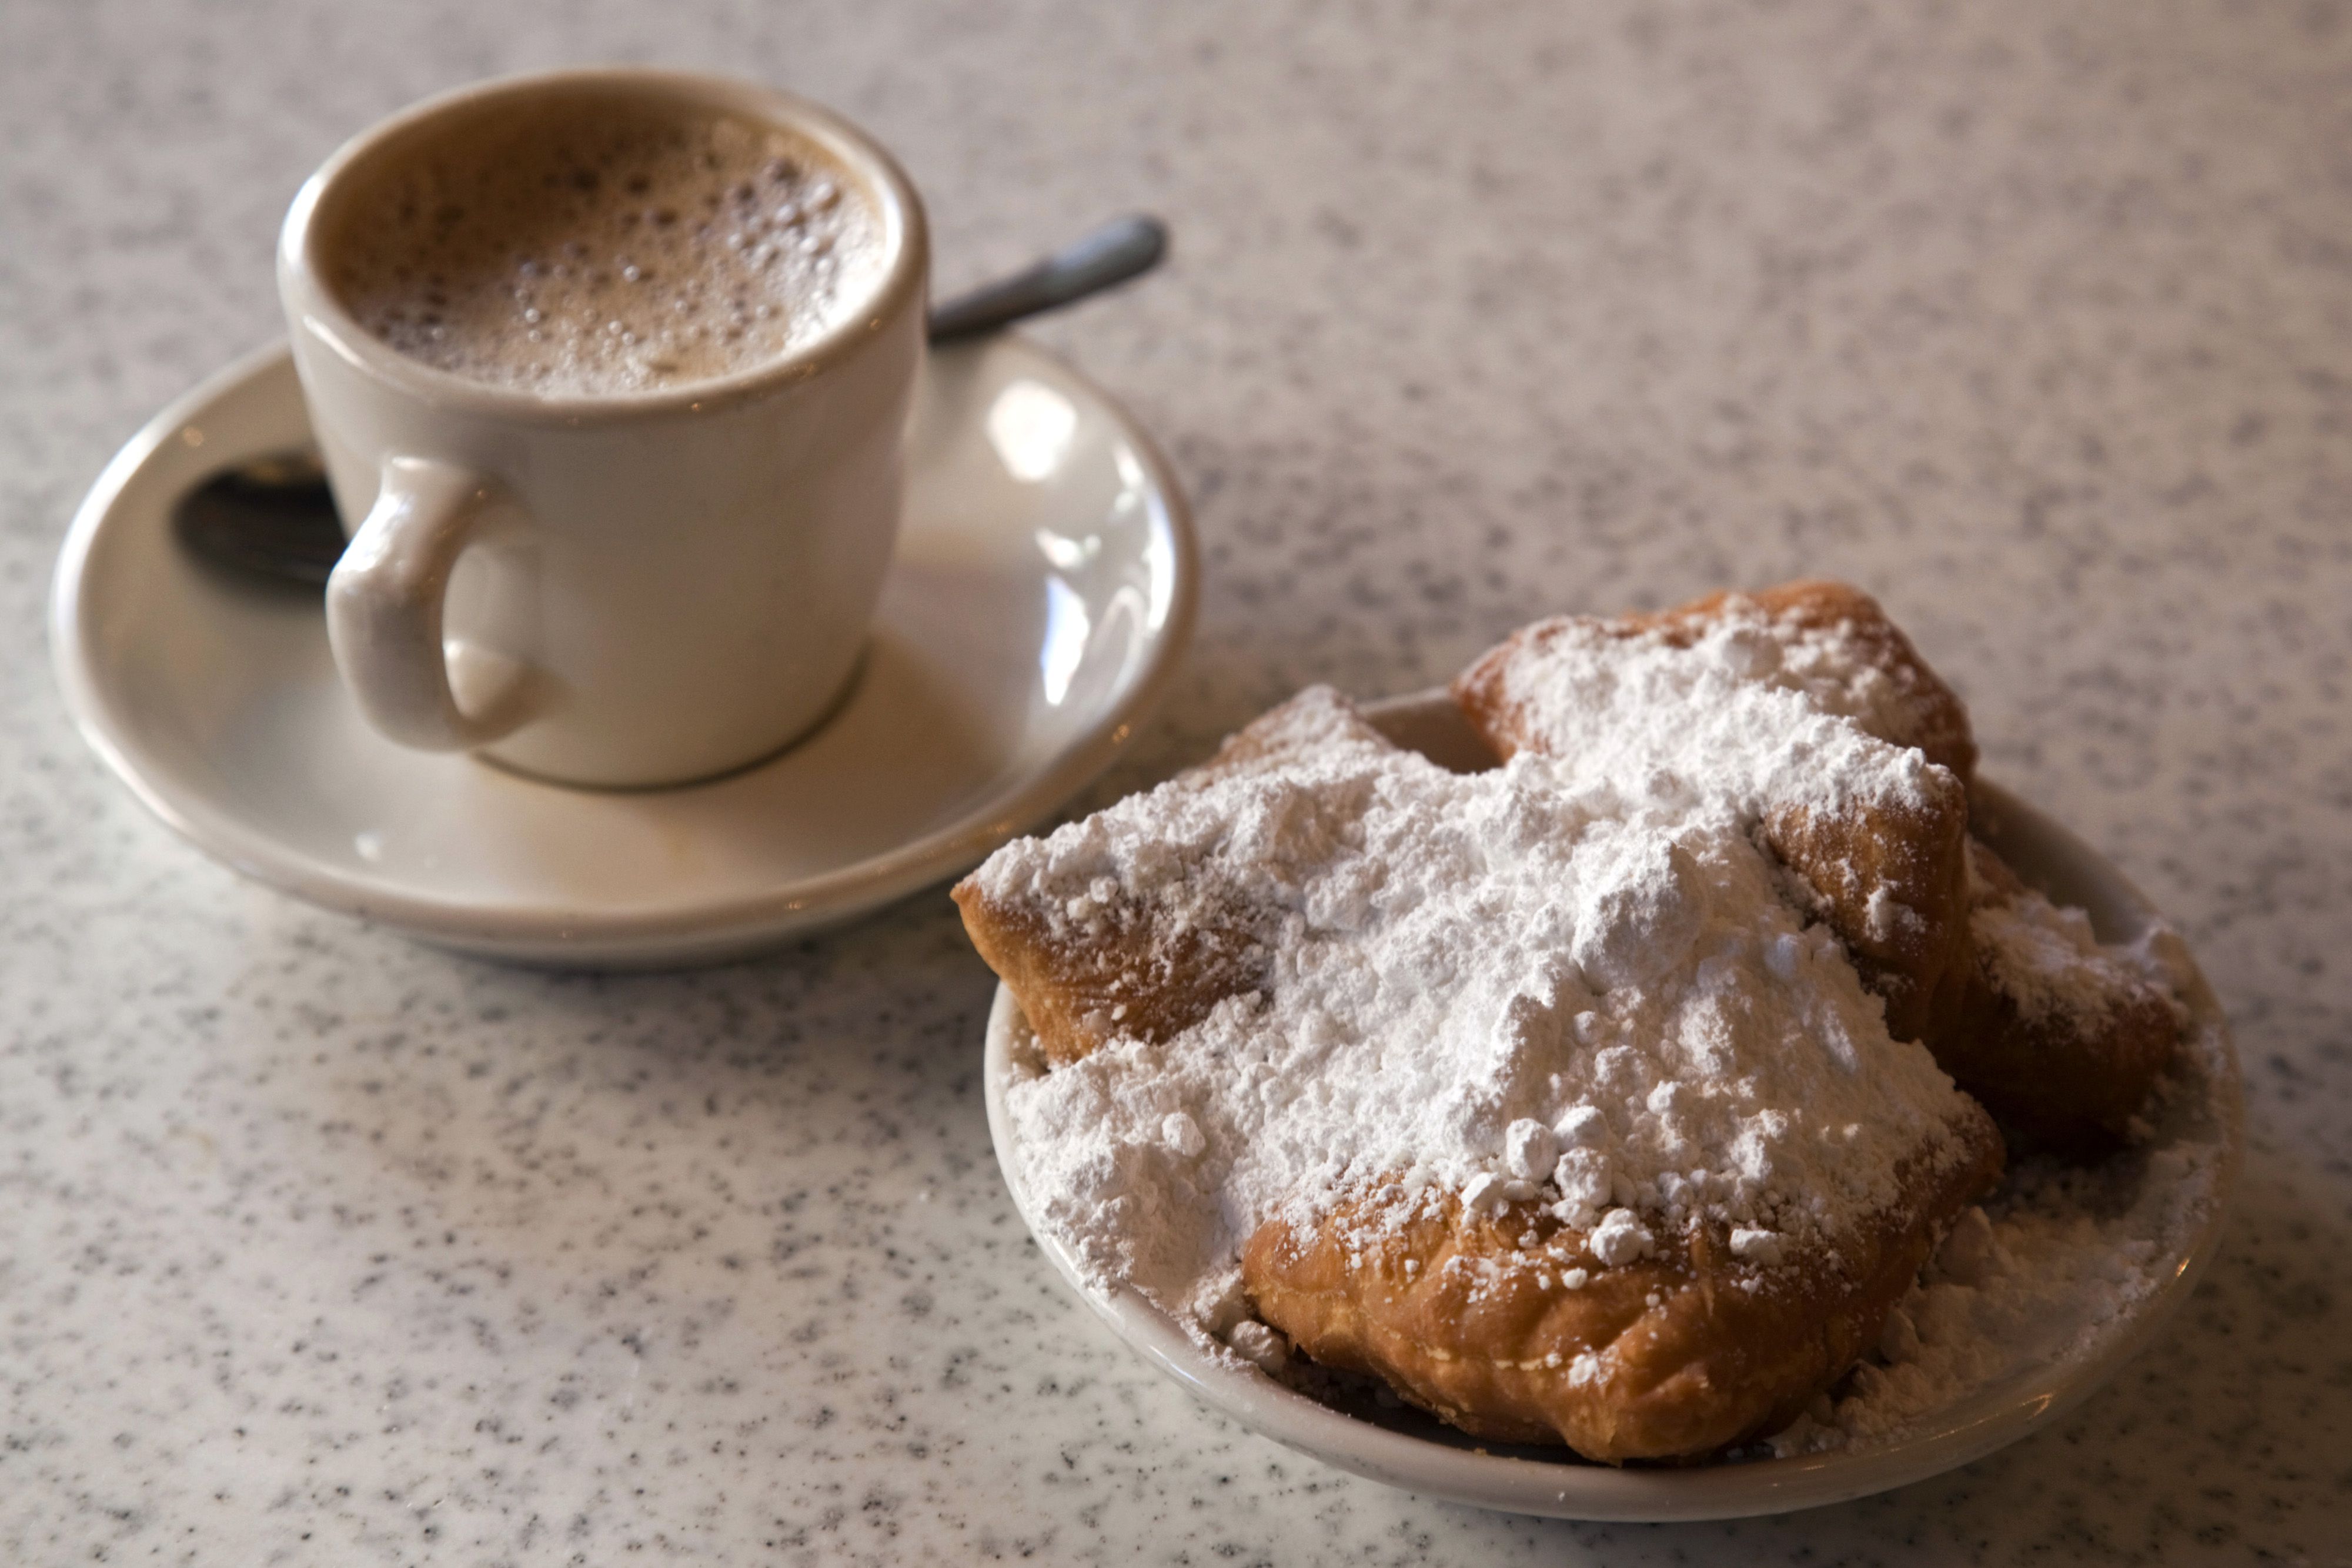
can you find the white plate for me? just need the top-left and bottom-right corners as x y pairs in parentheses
(50, 337), (1195, 967)
(983, 691), (2243, 1521)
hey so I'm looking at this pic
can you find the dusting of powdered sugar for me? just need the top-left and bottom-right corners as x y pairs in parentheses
(1764, 999), (2233, 1456)
(1479, 608), (1955, 820)
(1741, 606), (1956, 758)
(987, 686), (1983, 1341)
(1973, 881), (2145, 1025)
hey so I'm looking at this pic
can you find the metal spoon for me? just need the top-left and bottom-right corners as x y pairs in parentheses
(175, 213), (1170, 588)
(926, 212), (1166, 340)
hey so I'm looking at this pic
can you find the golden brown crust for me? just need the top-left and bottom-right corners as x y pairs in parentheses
(1934, 839), (2179, 1149)
(1242, 1100), (2004, 1462)
(953, 884), (1263, 1067)
(1763, 788), (1974, 1045)
(1450, 581), (1975, 1042)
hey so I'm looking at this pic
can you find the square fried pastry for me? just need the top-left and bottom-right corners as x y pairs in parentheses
(957, 683), (1388, 1070)
(960, 686), (2004, 1462)
(1453, 580), (2174, 1145)
(1452, 580), (1977, 1045)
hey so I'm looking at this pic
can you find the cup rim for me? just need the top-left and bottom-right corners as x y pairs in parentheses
(277, 66), (929, 424)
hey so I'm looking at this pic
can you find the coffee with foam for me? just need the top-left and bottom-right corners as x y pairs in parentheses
(326, 101), (886, 395)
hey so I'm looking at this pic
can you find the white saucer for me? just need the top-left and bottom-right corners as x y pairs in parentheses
(51, 337), (1195, 966)
(984, 692), (2243, 1521)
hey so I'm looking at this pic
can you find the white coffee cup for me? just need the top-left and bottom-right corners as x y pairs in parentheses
(278, 68), (928, 788)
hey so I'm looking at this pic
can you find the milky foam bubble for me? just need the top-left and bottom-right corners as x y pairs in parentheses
(328, 104), (886, 396)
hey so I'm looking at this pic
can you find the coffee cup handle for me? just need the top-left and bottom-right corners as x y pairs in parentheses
(326, 455), (531, 751)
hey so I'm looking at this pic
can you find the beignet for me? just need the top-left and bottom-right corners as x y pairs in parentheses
(1454, 581), (2172, 1142)
(1451, 581), (1976, 1045)
(964, 683), (2003, 1461)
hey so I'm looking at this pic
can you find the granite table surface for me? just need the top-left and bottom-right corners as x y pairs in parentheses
(5, 1), (2350, 1562)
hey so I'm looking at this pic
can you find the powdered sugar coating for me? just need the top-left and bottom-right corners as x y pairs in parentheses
(1462, 603), (1957, 824)
(1973, 881), (2145, 1026)
(1767, 989), (2231, 1456)
(988, 687), (1984, 1332)
(1733, 598), (1970, 770)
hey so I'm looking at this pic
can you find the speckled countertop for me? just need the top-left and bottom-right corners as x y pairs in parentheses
(5, 2), (2349, 1562)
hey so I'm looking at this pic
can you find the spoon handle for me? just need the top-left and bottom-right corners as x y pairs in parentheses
(926, 214), (1168, 342)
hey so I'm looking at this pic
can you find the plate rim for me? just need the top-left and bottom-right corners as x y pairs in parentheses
(49, 337), (1198, 966)
(980, 689), (2244, 1521)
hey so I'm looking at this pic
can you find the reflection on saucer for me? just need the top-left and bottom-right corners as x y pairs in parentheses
(986, 378), (1078, 482)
